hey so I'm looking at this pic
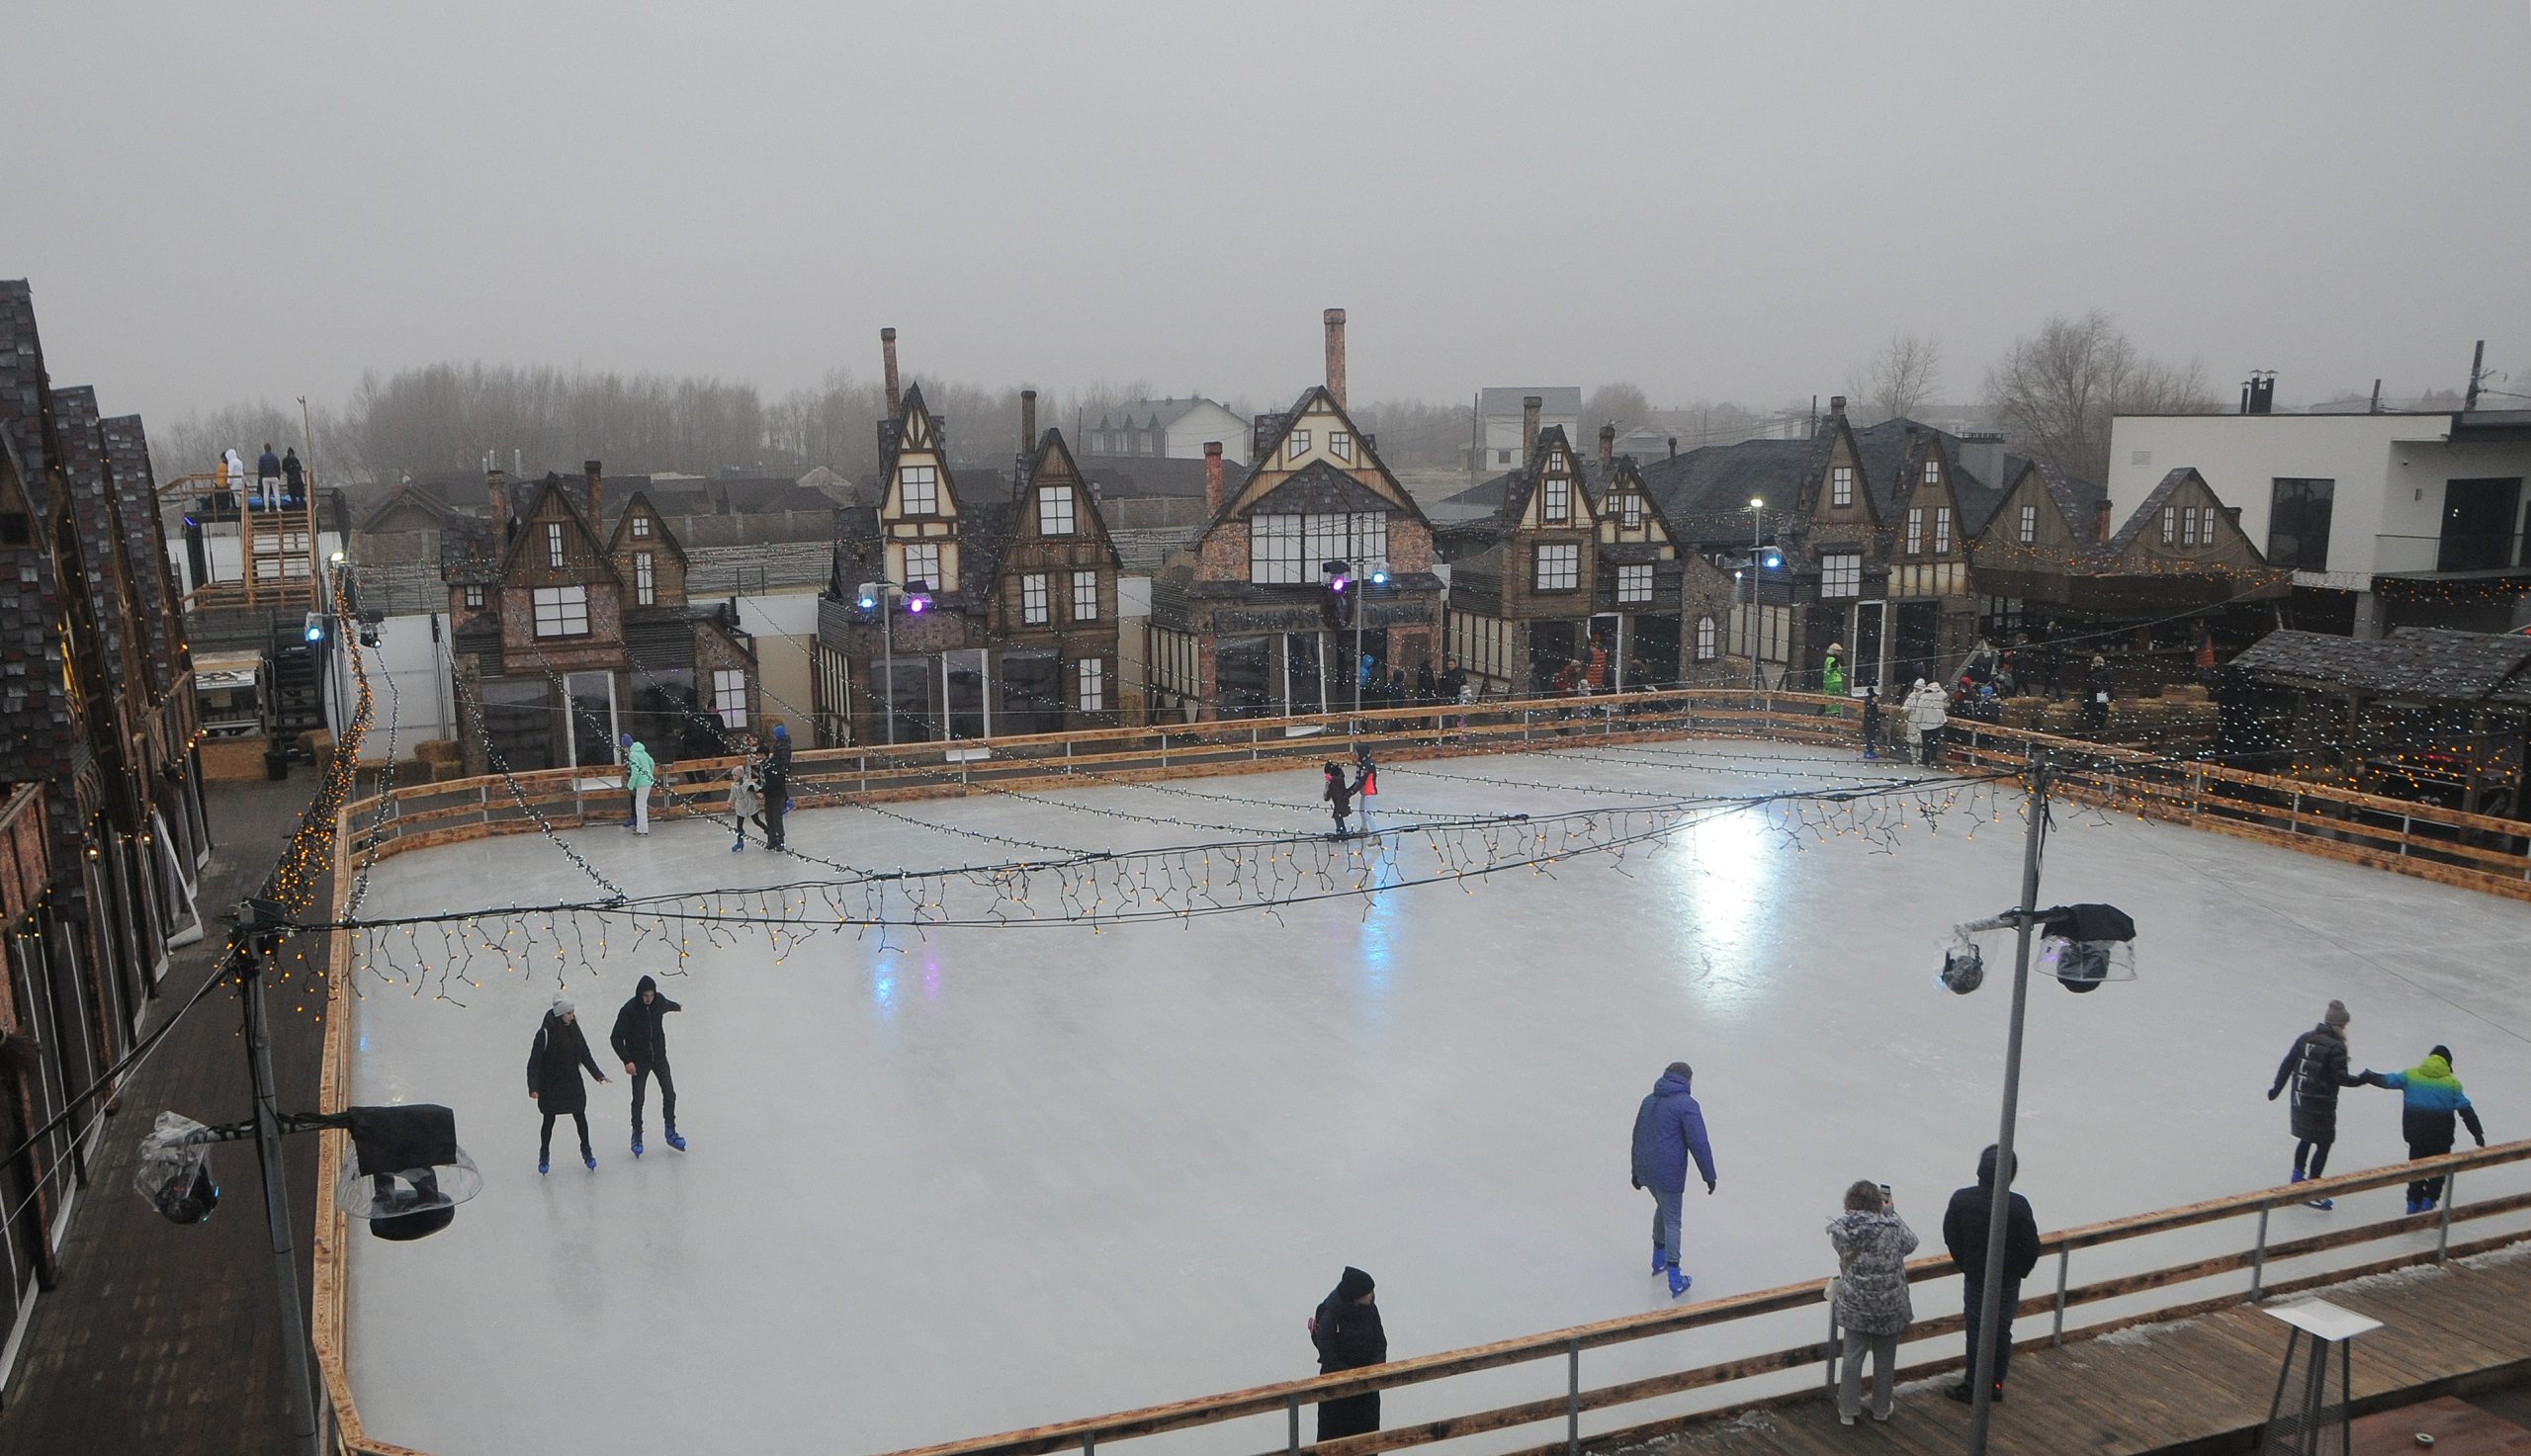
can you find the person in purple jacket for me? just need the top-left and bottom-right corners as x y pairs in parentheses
(1630, 1061), (1718, 1298)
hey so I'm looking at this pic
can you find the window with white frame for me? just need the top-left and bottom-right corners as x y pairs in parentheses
(903, 542), (941, 592)
(1498, 449), (1513, 465)
(1621, 493), (1643, 529)
(1923, 460), (1940, 483)
(1287, 429), (1311, 460)
(634, 551), (655, 606)
(1832, 466), (1853, 507)
(2181, 505), (2200, 547)
(1695, 615), (1718, 661)
(1934, 507), (1953, 554)
(1616, 562), (1653, 604)
(1301, 511), (1387, 575)
(1329, 431), (1353, 461)
(1077, 657), (1105, 712)
(899, 465), (939, 515)
(713, 668), (746, 728)
(546, 521), (566, 567)
(2161, 506), (2176, 544)
(2018, 504), (2037, 544)
(1905, 507), (1924, 555)
(1251, 513), (1303, 583)
(1036, 485), (1075, 536)
(631, 514), (651, 538)
(1072, 570), (1098, 621)
(531, 585), (588, 638)
(1020, 572), (1049, 625)
(1533, 543), (1580, 591)
(1542, 475), (1569, 522)
(1821, 553), (1862, 598)
(464, 584), (484, 609)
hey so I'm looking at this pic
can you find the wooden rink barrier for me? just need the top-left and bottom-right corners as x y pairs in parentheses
(304, 692), (2531, 1454)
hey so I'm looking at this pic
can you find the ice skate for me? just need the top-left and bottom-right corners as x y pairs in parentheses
(2304, 1196), (2333, 1210)
(664, 1126), (686, 1152)
(537, 1155), (549, 1176)
(1665, 1266), (1690, 1299)
(1651, 1242), (1666, 1274)
(582, 1149), (597, 1170)
(632, 1131), (644, 1157)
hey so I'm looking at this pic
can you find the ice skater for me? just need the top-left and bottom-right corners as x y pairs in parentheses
(527, 997), (609, 1174)
(2379, 1045), (2487, 1214)
(610, 974), (684, 1156)
(2267, 999), (2377, 1208)
(1820, 642), (1846, 716)
(1827, 1179), (1916, 1426)
(1942, 1145), (2039, 1405)
(1903, 678), (1948, 766)
(1861, 687), (1882, 759)
(728, 741), (760, 853)
(1353, 749), (1379, 836)
(1308, 1266), (1386, 1440)
(1629, 1061), (1717, 1299)
(2083, 654), (2112, 734)
(622, 734), (655, 834)
(755, 724), (792, 850)
(1323, 761), (1356, 837)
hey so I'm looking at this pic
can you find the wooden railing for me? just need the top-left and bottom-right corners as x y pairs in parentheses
(305, 694), (2531, 1455)
(866, 1146), (2531, 1456)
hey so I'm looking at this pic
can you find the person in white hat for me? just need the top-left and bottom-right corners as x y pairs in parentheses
(1821, 642), (1847, 718)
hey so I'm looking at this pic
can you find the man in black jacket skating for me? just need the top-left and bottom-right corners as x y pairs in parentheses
(610, 975), (684, 1156)
(1943, 1145), (2040, 1404)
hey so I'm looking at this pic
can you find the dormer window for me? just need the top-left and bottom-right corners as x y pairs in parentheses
(631, 515), (651, 539)
(1832, 466), (1853, 507)
(2019, 504), (2037, 544)
(899, 465), (939, 515)
(1923, 461), (1940, 484)
(464, 584), (483, 609)
(1288, 429), (1311, 460)
(546, 521), (566, 567)
(1037, 485), (1075, 537)
(1543, 475), (1569, 523)
(1329, 431), (1353, 462)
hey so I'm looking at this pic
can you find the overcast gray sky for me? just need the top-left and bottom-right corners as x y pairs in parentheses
(7, 0), (2526, 423)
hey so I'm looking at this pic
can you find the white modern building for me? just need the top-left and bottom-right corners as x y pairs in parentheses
(2105, 409), (2531, 636)
(1477, 386), (1580, 470)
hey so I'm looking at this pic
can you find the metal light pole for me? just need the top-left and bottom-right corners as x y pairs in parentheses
(1745, 497), (1765, 700)
(1967, 750), (2050, 1455)
(237, 927), (322, 1456)
(879, 587), (896, 746)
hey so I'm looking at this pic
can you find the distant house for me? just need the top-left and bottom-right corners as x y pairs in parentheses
(1478, 387), (1580, 471)
(442, 463), (760, 774)
(1082, 397), (1252, 465)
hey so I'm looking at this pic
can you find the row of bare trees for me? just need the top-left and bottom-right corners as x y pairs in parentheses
(147, 311), (2250, 497)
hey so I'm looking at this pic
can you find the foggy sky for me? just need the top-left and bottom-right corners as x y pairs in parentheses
(7, 1), (2526, 425)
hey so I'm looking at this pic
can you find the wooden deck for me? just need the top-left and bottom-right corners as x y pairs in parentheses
(1628, 1245), (2531, 1456)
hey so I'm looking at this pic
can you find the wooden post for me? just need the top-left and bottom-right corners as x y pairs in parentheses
(2248, 1207), (2270, 1301)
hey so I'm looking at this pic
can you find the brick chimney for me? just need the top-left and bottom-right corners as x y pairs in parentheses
(1599, 422), (1616, 471)
(485, 468), (510, 529)
(1522, 394), (1541, 464)
(881, 326), (901, 419)
(1323, 307), (1347, 408)
(1204, 440), (1225, 519)
(583, 460), (603, 523)
(1020, 388), (1037, 453)
(1829, 394), (1847, 418)
(2095, 497), (2113, 542)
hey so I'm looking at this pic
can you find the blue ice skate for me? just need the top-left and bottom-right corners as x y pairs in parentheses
(664, 1127), (686, 1152)
(1652, 1242), (1666, 1274)
(632, 1131), (644, 1157)
(1667, 1267), (1691, 1299)
(538, 1155), (550, 1176)
(582, 1150), (598, 1170)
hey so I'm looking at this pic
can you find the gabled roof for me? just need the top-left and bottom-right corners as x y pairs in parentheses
(607, 489), (688, 562)
(496, 473), (618, 580)
(1249, 460), (1394, 516)
(1072, 455), (1215, 499)
(1091, 397), (1235, 432)
(1011, 430), (1122, 555)
(1234, 385), (1433, 528)
(1445, 426), (1596, 545)
(2105, 468), (2212, 555)
(1850, 418), (2009, 534)
(359, 478), (461, 532)
(2235, 628), (2531, 707)
(1636, 436), (1824, 541)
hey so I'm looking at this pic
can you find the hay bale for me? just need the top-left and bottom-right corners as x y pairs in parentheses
(2165, 683), (2211, 704)
(415, 739), (462, 765)
(430, 758), (471, 783)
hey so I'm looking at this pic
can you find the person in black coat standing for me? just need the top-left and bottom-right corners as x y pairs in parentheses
(527, 997), (609, 1174)
(754, 724), (793, 850)
(2082, 654), (2113, 734)
(1309, 1266), (1387, 1440)
(2267, 999), (2379, 1208)
(1942, 1145), (2040, 1404)
(610, 974), (685, 1156)
(1323, 762), (1356, 837)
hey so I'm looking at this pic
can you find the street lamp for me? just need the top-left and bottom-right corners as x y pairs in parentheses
(1744, 497), (1767, 699)
(1939, 754), (2137, 1453)
(856, 577), (932, 745)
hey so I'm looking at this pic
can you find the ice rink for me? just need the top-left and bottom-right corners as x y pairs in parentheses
(342, 740), (2531, 1456)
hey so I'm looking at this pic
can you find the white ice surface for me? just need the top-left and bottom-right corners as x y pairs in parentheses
(343, 741), (2531, 1456)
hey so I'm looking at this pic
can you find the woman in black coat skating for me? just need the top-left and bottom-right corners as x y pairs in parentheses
(1322, 762), (1356, 837)
(528, 997), (610, 1174)
(2267, 998), (2379, 1208)
(1310, 1266), (1387, 1440)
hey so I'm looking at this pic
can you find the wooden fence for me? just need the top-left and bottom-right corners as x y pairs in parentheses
(305, 692), (2531, 1454)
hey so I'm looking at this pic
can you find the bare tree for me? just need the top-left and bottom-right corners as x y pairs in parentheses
(1582, 382), (1652, 438)
(1982, 311), (2220, 483)
(1844, 333), (1943, 426)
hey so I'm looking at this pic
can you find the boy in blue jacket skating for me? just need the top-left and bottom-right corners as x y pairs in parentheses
(2379, 1045), (2487, 1213)
(1630, 1062), (1718, 1298)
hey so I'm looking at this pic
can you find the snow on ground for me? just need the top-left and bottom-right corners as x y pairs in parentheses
(343, 740), (2531, 1456)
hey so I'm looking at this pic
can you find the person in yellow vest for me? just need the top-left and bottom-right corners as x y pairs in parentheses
(1821, 643), (1847, 717)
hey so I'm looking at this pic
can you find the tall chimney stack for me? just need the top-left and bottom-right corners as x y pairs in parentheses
(1667, 437), (1678, 460)
(485, 468), (510, 531)
(1598, 422), (1616, 471)
(1203, 441), (1226, 519)
(583, 459), (603, 523)
(1829, 394), (1848, 417)
(1522, 394), (1541, 464)
(2095, 497), (2113, 543)
(1020, 388), (1038, 453)
(1323, 307), (1348, 408)
(882, 327), (902, 419)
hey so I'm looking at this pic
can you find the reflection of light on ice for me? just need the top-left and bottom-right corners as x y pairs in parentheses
(1665, 808), (1777, 1028)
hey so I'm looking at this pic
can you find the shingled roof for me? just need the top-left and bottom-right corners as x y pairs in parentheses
(2234, 627), (2531, 707)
